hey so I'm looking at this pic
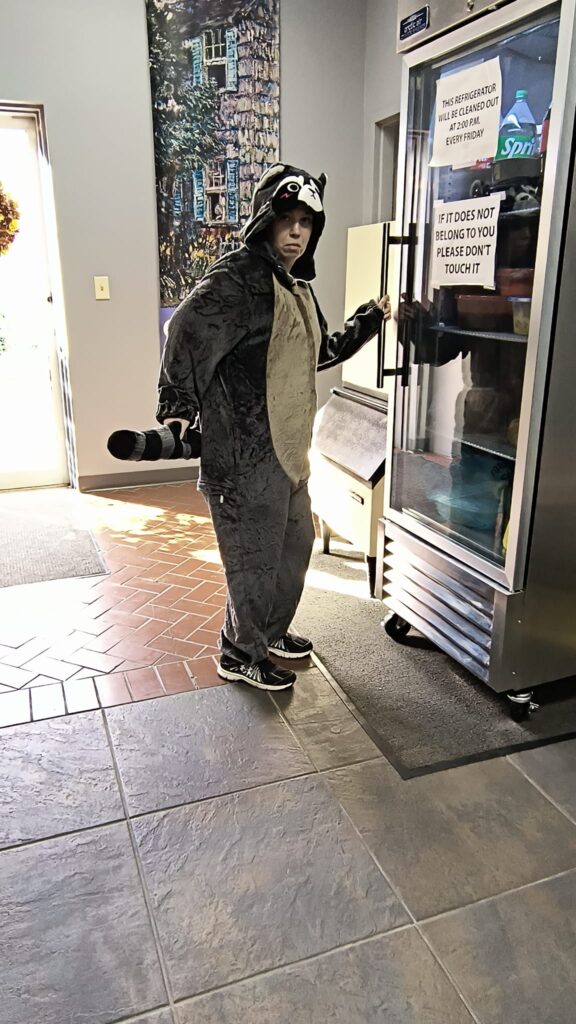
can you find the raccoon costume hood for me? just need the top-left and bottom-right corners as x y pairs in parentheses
(157, 162), (384, 492)
(241, 162), (327, 281)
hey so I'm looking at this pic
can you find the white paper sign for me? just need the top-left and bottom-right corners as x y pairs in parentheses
(430, 194), (505, 287)
(430, 58), (502, 168)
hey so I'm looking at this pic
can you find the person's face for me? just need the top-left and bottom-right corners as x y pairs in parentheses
(268, 203), (314, 270)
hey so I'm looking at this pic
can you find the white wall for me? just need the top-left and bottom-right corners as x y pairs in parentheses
(1, 0), (162, 485)
(362, 0), (403, 223)
(281, 0), (368, 406)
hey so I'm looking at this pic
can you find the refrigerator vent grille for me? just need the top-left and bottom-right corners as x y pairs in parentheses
(384, 535), (495, 682)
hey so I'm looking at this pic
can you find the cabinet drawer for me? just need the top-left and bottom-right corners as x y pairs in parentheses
(309, 453), (384, 555)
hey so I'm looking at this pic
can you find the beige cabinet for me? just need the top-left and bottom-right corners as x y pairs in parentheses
(309, 388), (387, 596)
(309, 450), (385, 556)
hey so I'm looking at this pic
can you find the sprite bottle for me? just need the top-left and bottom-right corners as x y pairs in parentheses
(496, 89), (537, 160)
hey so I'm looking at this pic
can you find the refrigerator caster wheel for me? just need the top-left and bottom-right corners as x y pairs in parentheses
(383, 612), (411, 642)
(507, 691), (539, 722)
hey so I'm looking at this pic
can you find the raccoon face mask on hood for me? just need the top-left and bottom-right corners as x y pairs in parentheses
(241, 163), (327, 281)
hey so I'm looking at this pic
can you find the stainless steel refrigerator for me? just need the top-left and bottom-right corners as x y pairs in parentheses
(380, 0), (576, 718)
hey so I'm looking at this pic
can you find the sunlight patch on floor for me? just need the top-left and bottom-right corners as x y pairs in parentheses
(304, 566), (374, 601)
(191, 547), (222, 565)
(0, 574), (102, 636)
(84, 493), (167, 534)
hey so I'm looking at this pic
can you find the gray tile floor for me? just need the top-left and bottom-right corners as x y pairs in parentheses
(2, 661), (576, 1024)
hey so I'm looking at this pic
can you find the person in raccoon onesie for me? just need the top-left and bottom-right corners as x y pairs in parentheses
(157, 163), (391, 691)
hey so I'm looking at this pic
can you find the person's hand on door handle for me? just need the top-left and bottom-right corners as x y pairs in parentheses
(377, 295), (392, 321)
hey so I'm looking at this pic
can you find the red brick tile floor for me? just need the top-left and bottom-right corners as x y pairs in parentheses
(0, 482), (234, 728)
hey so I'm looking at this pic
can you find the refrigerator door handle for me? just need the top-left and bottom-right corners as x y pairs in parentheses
(399, 221), (418, 388)
(378, 225), (414, 384)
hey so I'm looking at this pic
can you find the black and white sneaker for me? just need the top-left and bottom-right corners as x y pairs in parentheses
(268, 633), (313, 660)
(217, 656), (296, 690)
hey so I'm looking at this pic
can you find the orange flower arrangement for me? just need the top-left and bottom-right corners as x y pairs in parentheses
(0, 181), (20, 256)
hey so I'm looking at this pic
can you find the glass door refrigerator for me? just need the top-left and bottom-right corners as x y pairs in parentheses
(382, 0), (576, 718)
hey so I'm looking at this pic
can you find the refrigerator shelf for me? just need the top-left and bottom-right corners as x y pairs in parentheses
(431, 325), (528, 343)
(499, 208), (540, 219)
(491, 155), (543, 184)
(457, 435), (517, 461)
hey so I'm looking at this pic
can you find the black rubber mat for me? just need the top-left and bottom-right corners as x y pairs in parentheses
(295, 542), (576, 778)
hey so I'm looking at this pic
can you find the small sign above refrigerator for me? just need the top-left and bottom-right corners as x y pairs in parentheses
(397, 0), (514, 52)
(399, 5), (430, 43)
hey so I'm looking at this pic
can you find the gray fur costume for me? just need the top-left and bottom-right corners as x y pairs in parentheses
(158, 164), (384, 663)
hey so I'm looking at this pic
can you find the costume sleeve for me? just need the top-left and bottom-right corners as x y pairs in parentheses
(156, 262), (251, 423)
(313, 294), (385, 371)
(157, 301), (199, 423)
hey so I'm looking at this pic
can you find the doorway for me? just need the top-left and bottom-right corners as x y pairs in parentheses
(373, 114), (400, 223)
(0, 107), (69, 490)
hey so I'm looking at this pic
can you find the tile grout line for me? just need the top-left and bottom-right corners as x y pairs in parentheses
(0, 812), (128, 856)
(270, 712), (387, 777)
(182, 660), (199, 687)
(112, 754), (390, 827)
(417, 863), (576, 928)
(0, 709), (127, 853)
(310, 651), (362, 715)
(101, 709), (178, 1016)
(411, 924), (483, 1024)
(93, 1003), (174, 1024)
(316, 772), (414, 922)
(127, 768), (320, 822)
(171, 922), (416, 1008)
(322, 779), (483, 1024)
(317, 753), (386, 774)
(268, 666), (385, 776)
(61, 681), (70, 717)
(267, 689), (323, 773)
(506, 754), (576, 828)
(416, 862), (576, 1023)
(327, 765), (576, 942)
(308, 652), (397, 768)
(152, 662), (170, 697)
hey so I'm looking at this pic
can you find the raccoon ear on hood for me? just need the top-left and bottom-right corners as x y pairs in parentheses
(255, 163), (288, 191)
(241, 163), (327, 281)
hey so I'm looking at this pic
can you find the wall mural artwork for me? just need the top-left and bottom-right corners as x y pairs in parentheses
(145, 0), (280, 328)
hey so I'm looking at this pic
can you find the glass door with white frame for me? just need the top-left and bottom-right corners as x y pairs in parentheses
(0, 112), (68, 490)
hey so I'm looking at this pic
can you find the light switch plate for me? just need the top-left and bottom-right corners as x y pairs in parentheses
(94, 275), (110, 300)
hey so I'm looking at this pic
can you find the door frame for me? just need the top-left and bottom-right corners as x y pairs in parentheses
(0, 101), (77, 489)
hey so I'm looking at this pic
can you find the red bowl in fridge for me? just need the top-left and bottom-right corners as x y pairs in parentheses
(495, 268), (534, 297)
(455, 294), (513, 331)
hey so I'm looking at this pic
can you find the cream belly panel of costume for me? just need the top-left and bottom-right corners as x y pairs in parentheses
(266, 276), (322, 484)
